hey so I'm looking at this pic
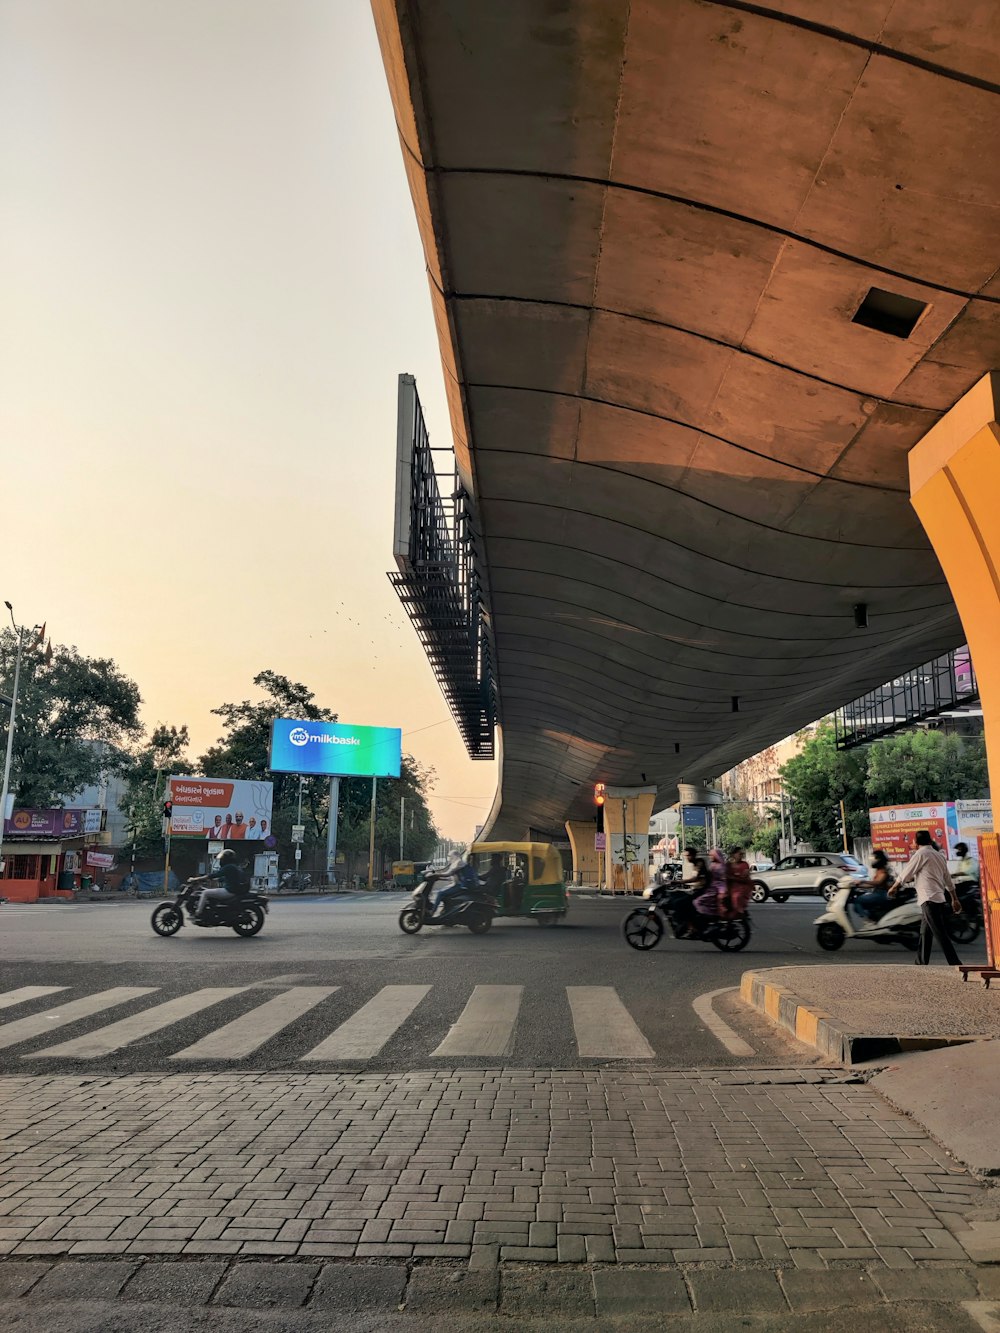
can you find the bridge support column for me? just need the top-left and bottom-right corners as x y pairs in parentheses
(565, 821), (602, 887)
(909, 373), (1000, 798)
(604, 786), (658, 894)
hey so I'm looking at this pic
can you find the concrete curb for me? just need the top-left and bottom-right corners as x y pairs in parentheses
(739, 969), (983, 1064)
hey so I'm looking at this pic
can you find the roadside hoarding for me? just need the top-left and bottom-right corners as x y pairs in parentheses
(869, 803), (949, 862)
(167, 777), (274, 840)
(269, 719), (402, 778)
(3, 808), (90, 837)
(85, 850), (115, 868)
(869, 800), (994, 862)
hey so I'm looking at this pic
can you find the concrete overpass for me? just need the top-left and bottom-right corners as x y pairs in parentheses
(374, 1), (1000, 839)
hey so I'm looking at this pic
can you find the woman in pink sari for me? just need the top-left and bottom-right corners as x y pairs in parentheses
(693, 848), (728, 922)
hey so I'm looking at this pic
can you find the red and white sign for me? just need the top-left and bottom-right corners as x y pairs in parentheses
(168, 777), (273, 841)
(85, 850), (115, 868)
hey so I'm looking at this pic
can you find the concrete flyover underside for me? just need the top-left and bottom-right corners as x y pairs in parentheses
(372, 0), (1000, 838)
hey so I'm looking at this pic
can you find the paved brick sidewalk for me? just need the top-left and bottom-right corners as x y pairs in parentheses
(0, 1069), (994, 1270)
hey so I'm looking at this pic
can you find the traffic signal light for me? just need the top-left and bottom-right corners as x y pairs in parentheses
(594, 783), (606, 833)
(163, 800), (173, 819)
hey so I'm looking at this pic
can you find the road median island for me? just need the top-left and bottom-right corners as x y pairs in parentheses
(740, 964), (1000, 1065)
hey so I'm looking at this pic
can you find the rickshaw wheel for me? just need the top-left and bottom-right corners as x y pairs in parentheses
(535, 912), (560, 926)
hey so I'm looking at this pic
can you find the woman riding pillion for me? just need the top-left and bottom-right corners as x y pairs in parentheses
(857, 849), (895, 921)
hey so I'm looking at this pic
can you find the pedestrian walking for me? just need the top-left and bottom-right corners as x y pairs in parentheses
(890, 829), (962, 966)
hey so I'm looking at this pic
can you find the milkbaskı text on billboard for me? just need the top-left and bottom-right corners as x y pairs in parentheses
(269, 719), (402, 778)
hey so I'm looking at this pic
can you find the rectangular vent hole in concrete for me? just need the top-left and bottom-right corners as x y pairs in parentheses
(852, 286), (927, 339)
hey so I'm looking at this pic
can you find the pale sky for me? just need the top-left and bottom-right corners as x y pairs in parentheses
(0, 0), (498, 840)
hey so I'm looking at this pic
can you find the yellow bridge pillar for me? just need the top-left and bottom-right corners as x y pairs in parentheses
(909, 373), (1000, 799)
(565, 821), (602, 887)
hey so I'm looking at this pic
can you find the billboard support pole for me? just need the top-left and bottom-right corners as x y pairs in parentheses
(367, 776), (377, 890)
(162, 817), (171, 897)
(326, 776), (340, 881)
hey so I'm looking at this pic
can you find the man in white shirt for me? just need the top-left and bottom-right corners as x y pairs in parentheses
(891, 829), (962, 966)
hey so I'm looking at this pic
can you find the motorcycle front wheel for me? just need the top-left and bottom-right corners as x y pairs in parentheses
(621, 909), (664, 951)
(399, 906), (423, 934)
(151, 904), (183, 937)
(816, 922), (845, 952)
(232, 904), (265, 937)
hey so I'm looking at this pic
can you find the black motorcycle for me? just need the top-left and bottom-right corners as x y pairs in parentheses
(622, 888), (751, 952)
(398, 868), (498, 935)
(151, 880), (268, 938)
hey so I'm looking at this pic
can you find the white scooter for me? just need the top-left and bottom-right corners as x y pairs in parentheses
(815, 875), (921, 952)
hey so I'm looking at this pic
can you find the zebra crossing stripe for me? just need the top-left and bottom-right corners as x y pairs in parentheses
(171, 987), (338, 1061)
(301, 985), (430, 1061)
(0, 988), (157, 1051)
(22, 988), (247, 1060)
(432, 985), (522, 1057)
(566, 986), (654, 1058)
(0, 986), (69, 1011)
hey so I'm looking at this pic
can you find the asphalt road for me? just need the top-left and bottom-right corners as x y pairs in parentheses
(0, 891), (983, 1076)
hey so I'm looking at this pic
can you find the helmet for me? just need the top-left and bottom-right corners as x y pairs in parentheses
(217, 849), (236, 865)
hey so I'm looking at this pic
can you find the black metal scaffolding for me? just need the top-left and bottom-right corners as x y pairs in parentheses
(835, 645), (979, 749)
(389, 375), (496, 759)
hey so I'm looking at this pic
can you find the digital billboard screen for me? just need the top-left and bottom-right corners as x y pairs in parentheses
(269, 719), (402, 778)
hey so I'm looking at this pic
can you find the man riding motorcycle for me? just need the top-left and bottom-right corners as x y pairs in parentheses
(188, 849), (249, 920)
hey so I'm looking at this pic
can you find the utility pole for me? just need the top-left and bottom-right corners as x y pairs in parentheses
(366, 776), (378, 889)
(399, 795), (405, 862)
(1, 604), (42, 875)
(839, 799), (848, 853)
(326, 776), (340, 884)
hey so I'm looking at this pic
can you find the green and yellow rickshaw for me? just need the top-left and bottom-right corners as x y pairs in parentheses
(469, 841), (569, 925)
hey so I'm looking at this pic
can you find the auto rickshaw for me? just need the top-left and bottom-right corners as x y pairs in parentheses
(392, 861), (417, 888)
(468, 841), (569, 925)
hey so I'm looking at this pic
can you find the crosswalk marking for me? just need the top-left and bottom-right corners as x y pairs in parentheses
(23, 988), (247, 1060)
(171, 987), (337, 1061)
(0, 988), (157, 1051)
(566, 986), (655, 1058)
(301, 985), (430, 1061)
(0, 986), (68, 1011)
(432, 985), (522, 1058)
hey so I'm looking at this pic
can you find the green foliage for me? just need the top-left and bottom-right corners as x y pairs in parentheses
(682, 825), (706, 850)
(197, 671), (438, 865)
(122, 725), (192, 858)
(865, 730), (988, 806)
(781, 721), (989, 848)
(198, 671), (336, 846)
(716, 798), (759, 854)
(753, 820), (781, 862)
(0, 628), (141, 807)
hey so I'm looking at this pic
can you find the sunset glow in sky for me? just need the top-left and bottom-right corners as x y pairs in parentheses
(0, 0), (498, 838)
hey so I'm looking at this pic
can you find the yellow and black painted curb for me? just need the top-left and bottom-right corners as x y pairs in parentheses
(740, 969), (981, 1065)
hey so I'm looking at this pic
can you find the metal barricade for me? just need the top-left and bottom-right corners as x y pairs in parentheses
(959, 833), (1000, 987)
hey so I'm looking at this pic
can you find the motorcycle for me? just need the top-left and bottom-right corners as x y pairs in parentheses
(622, 889), (751, 952)
(151, 879), (268, 938)
(279, 870), (312, 894)
(398, 860), (498, 935)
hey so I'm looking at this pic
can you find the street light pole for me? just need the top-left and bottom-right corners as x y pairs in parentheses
(0, 604), (38, 870)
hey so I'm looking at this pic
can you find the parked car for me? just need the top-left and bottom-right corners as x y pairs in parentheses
(749, 857), (774, 873)
(750, 853), (866, 903)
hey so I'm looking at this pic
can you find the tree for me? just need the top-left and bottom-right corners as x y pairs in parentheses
(0, 628), (141, 807)
(338, 756), (439, 872)
(121, 725), (193, 859)
(779, 722), (868, 847)
(198, 671), (336, 846)
(865, 731), (987, 806)
(716, 798), (760, 853)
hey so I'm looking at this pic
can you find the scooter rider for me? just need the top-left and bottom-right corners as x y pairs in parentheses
(857, 849), (896, 921)
(431, 852), (480, 918)
(189, 849), (247, 920)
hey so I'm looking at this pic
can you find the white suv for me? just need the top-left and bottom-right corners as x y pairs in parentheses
(751, 853), (866, 903)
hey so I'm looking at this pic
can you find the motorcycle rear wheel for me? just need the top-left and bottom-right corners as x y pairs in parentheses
(399, 906), (423, 934)
(467, 911), (492, 934)
(948, 914), (980, 944)
(151, 904), (183, 937)
(712, 917), (751, 951)
(232, 904), (265, 937)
